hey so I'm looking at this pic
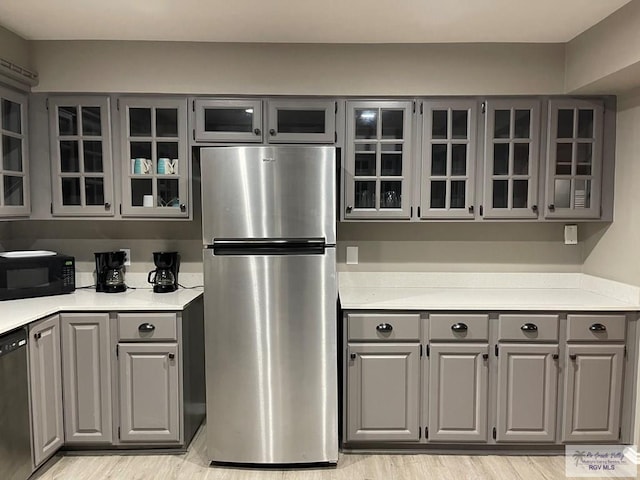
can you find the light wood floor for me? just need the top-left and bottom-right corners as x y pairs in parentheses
(35, 423), (635, 480)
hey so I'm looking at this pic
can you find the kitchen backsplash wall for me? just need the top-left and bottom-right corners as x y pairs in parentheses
(582, 89), (640, 287)
(336, 222), (582, 272)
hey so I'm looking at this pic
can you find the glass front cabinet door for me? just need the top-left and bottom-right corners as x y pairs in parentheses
(119, 97), (189, 218)
(420, 100), (478, 219)
(266, 99), (336, 143)
(48, 96), (113, 216)
(344, 101), (413, 219)
(194, 99), (262, 143)
(483, 100), (541, 219)
(545, 99), (604, 219)
(0, 87), (29, 216)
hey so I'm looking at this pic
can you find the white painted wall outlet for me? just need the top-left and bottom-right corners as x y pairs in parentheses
(120, 248), (131, 266)
(564, 225), (578, 245)
(346, 246), (359, 265)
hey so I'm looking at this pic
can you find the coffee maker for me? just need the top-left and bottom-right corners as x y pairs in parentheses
(95, 251), (127, 293)
(148, 251), (179, 293)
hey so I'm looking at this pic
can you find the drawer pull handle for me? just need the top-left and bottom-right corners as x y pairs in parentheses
(589, 323), (607, 332)
(376, 323), (393, 333)
(451, 323), (468, 332)
(521, 323), (538, 332)
(138, 323), (156, 333)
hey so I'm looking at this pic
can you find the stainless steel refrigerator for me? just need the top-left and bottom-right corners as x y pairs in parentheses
(201, 145), (338, 466)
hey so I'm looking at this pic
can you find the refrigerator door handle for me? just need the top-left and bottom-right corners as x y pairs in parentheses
(213, 238), (326, 246)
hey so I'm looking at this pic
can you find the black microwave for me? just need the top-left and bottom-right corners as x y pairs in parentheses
(0, 252), (75, 301)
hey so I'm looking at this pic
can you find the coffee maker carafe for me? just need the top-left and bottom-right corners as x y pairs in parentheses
(95, 251), (127, 293)
(148, 251), (179, 293)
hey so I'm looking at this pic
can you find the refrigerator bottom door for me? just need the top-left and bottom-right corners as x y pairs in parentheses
(204, 248), (338, 465)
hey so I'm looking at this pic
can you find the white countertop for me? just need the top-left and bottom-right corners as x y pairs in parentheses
(0, 287), (203, 336)
(339, 272), (640, 311)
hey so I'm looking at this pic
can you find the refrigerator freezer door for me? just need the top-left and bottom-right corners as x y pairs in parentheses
(204, 248), (338, 465)
(201, 146), (336, 245)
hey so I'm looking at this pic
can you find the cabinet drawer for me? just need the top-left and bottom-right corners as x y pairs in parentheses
(429, 314), (489, 341)
(498, 315), (559, 342)
(348, 314), (420, 341)
(567, 314), (626, 342)
(117, 313), (177, 341)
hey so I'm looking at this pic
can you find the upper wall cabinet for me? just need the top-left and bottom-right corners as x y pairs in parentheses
(420, 100), (478, 219)
(544, 99), (604, 219)
(194, 99), (263, 143)
(48, 96), (114, 216)
(344, 101), (413, 219)
(193, 98), (337, 144)
(119, 97), (189, 218)
(483, 100), (541, 219)
(0, 86), (29, 217)
(266, 99), (336, 143)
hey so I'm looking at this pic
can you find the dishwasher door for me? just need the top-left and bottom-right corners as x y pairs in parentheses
(0, 328), (33, 480)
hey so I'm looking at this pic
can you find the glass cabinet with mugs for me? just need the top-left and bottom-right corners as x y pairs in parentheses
(0, 86), (29, 217)
(119, 97), (189, 218)
(48, 96), (114, 216)
(344, 100), (414, 220)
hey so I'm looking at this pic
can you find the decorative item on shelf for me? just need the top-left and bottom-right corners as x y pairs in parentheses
(132, 158), (152, 175)
(158, 197), (180, 208)
(157, 158), (177, 175)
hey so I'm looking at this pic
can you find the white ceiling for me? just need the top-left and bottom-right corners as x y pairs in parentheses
(0, 0), (632, 43)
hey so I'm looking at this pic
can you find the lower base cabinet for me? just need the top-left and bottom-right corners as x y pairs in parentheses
(346, 343), (420, 442)
(428, 344), (489, 442)
(29, 315), (64, 468)
(118, 343), (180, 443)
(496, 344), (559, 442)
(562, 344), (624, 442)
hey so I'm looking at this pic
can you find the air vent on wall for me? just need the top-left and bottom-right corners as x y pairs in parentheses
(0, 57), (38, 88)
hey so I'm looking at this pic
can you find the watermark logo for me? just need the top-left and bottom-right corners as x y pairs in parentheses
(566, 445), (637, 477)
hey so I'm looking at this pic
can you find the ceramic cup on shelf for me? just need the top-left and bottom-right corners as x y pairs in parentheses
(158, 158), (177, 175)
(133, 158), (151, 174)
(143, 194), (154, 207)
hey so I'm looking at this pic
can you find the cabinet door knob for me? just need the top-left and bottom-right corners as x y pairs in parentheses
(570, 354), (577, 360)
(34, 332), (42, 340)
(589, 323), (607, 332)
(104, 202), (111, 209)
(521, 323), (538, 332)
(346, 205), (353, 213)
(451, 323), (468, 333)
(531, 205), (538, 212)
(468, 205), (474, 214)
(350, 353), (356, 360)
(180, 203), (186, 212)
(548, 204), (555, 212)
(269, 128), (276, 136)
(168, 353), (175, 360)
(138, 323), (155, 333)
(254, 128), (261, 135)
(376, 323), (393, 333)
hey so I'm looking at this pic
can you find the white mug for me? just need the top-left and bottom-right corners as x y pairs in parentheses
(143, 194), (154, 207)
(158, 158), (177, 175)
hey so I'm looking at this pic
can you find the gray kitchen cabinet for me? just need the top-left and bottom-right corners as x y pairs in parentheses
(60, 313), (112, 444)
(28, 315), (64, 468)
(193, 98), (263, 143)
(118, 342), (180, 443)
(562, 344), (624, 442)
(496, 344), (558, 442)
(0, 85), (30, 217)
(346, 343), (420, 442)
(344, 100), (413, 219)
(420, 100), (478, 219)
(428, 343), (489, 442)
(48, 96), (114, 216)
(483, 99), (541, 219)
(119, 97), (189, 218)
(266, 99), (336, 143)
(545, 99), (604, 219)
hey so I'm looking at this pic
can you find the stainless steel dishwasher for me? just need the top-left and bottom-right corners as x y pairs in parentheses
(0, 327), (33, 480)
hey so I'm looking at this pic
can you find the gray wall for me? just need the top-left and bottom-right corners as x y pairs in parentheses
(0, 25), (30, 68)
(582, 89), (640, 285)
(30, 41), (566, 95)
